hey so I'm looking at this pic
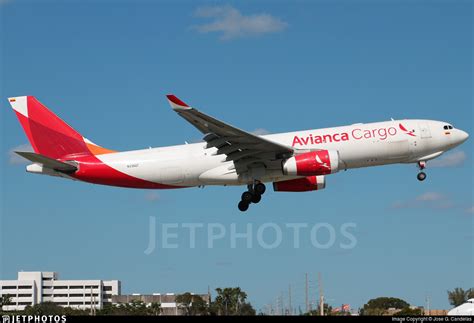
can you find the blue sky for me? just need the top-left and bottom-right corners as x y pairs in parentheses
(1, 0), (472, 313)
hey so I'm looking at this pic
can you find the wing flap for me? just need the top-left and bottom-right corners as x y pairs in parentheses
(167, 95), (294, 166)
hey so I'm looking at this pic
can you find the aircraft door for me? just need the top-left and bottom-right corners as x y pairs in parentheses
(418, 123), (432, 139)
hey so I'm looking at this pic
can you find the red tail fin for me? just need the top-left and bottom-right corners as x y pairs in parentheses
(8, 96), (115, 159)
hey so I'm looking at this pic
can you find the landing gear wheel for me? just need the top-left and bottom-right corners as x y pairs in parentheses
(238, 201), (249, 212)
(254, 183), (266, 195)
(241, 191), (253, 203)
(251, 193), (262, 204)
(417, 172), (427, 181)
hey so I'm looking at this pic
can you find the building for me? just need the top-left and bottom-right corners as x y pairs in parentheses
(426, 309), (448, 315)
(112, 293), (211, 315)
(0, 271), (121, 311)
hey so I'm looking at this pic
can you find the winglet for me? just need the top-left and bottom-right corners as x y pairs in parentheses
(166, 94), (191, 111)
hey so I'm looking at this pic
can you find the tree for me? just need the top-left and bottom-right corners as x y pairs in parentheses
(24, 302), (66, 315)
(318, 303), (333, 316)
(305, 304), (333, 316)
(448, 288), (473, 307)
(120, 299), (147, 315)
(97, 302), (149, 316)
(360, 297), (410, 316)
(359, 307), (386, 316)
(97, 303), (119, 315)
(214, 288), (234, 315)
(238, 302), (256, 315)
(229, 287), (248, 314)
(176, 292), (193, 315)
(187, 296), (208, 315)
(468, 289), (474, 299)
(397, 307), (423, 316)
(176, 292), (208, 316)
(148, 302), (162, 316)
(23, 302), (87, 315)
(212, 287), (255, 316)
(0, 294), (12, 310)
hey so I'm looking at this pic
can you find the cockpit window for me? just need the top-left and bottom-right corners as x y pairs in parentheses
(443, 125), (454, 130)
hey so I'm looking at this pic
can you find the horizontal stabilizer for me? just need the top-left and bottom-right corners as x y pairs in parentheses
(15, 151), (78, 173)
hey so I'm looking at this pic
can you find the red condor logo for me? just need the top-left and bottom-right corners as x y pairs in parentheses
(292, 126), (399, 147)
(399, 123), (416, 137)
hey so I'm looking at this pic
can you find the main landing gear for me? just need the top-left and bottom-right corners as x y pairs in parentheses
(417, 161), (427, 182)
(238, 182), (266, 212)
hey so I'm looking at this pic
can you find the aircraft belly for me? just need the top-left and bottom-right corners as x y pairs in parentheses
(337, 139), (411, 169)
(199, 165), (240, 185)
(96, 151), (200, 187)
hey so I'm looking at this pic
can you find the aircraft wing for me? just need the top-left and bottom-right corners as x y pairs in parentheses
(167, 95), (294, 167)
(15, 151), (78, 173)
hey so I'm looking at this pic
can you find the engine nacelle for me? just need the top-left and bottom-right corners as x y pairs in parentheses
(273, 175), (326, 192)
(282, 150), (339, 176)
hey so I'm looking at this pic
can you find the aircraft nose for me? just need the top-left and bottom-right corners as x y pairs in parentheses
(458, 130), (469, 143)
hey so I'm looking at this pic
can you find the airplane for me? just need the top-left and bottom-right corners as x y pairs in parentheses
(448, 299), (474, 316)
(7, 95), (469, 212)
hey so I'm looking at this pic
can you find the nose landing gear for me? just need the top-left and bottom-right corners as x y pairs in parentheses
(417, 161), (427, 181)
(237, 183), (266, 212)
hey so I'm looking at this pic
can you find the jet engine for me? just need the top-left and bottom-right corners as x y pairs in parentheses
(282, 150), (339, 176)
(273, 175), (326, 192)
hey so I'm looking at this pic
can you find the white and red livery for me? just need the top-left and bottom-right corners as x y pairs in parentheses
(8, 95), (469, 211)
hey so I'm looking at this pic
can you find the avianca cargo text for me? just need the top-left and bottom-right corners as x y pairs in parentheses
(291, 126), (400, 146)
(7, 95), (469, 212)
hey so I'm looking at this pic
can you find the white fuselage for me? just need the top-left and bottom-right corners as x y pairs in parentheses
(91, 119), (468, 187)
(448, 299), (474, 316)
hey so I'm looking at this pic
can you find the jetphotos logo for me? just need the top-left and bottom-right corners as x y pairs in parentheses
(2, 316), (66, 323)
(292, 123), (414, 147)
